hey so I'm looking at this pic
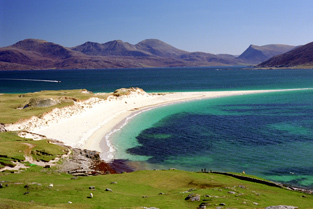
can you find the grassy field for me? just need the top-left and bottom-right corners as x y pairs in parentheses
(0, 132), (67, 168)
(0, 89), (109, 124)
(1, 168), (313, 209)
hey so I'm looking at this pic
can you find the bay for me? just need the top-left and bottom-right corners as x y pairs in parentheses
(1, 67), (313, 189)
(112, 90), (313, 189)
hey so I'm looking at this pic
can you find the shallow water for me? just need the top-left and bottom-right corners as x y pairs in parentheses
(111, 90), (313, 189)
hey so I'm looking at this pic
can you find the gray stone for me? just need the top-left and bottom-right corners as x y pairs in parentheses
(265, 206), (298, 209)
(105, 188), (112, 192)
(219, 203), (226, 206)
(228, 191), (236, 194)
(185, 193), (201, 201)
(89, 186), (95, 190)
(110, 181), (117, 184)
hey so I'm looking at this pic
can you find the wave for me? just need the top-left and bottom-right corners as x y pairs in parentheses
(1, 78), (61, 83)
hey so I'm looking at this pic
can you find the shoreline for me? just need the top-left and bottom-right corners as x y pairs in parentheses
(11, 88), (310, 162)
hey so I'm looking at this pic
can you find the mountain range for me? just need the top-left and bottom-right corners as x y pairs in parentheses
(0, 38), (298, 70)
(258, 41), (313, 68)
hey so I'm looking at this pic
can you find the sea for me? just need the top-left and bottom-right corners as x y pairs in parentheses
(1, 66), (313, 189)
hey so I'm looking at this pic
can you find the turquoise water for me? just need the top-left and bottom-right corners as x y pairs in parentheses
(1, 67), (313, 188)
(111, 89), (313, 189)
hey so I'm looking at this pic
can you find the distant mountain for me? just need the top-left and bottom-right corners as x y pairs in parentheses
(258, 41), (313, 68)
(237, 44), (296, 64)
(72, 40), (151, 57)
(0, 39), (81, 70)
(135, 39), (188, 57)
(0, 38), (299, 70)
(0, 39), (189, 70)
(180, 52), (239, 66)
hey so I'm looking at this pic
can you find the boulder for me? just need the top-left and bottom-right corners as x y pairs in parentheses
(0, 124), (6, 132)
(185, 193), (201, 201)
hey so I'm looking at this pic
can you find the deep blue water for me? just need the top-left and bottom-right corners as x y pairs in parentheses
(1, 67), (313, 93)
(1, 67), (313, 189)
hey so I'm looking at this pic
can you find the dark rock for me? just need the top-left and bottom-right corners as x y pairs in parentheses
(219, 203), (226, 206)
(24, 185), (29, 188)
(185, 193), (201, 202)
(158, 192), (165, 195)
(105, 188), (112, 192)
(24, 192), (29, 195)
(198, 202), (211, 209)
(44, 165), (51, 168)
(142, 196), (148, 198)
(0, 124), (6, 132)
(89, 186), (95, 190)
(0, 183), (3, 188)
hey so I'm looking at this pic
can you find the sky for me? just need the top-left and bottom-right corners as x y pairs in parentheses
(1, 0), (313, 55)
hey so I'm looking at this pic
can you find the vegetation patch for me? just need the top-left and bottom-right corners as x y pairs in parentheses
(0, 89), (97, 124)
(0, 132), (66, 168)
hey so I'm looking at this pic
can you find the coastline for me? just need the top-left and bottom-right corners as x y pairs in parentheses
(7, 88), (312, 162)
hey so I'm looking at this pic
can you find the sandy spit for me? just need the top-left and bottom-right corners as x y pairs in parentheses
(6, 88), (311, 162)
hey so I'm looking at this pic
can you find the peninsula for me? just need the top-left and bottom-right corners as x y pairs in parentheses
(4, 87), (311, 162)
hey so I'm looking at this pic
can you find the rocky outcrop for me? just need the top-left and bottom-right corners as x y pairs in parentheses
(23, 98), (59, 108)
(0, 123), (6, 132)
(58, 148), (133, 176)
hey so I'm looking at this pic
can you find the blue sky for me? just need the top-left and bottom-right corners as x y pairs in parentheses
(1, 0), (313, 54)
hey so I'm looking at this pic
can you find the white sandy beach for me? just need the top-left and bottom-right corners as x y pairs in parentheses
(6, 88), (311, 162)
